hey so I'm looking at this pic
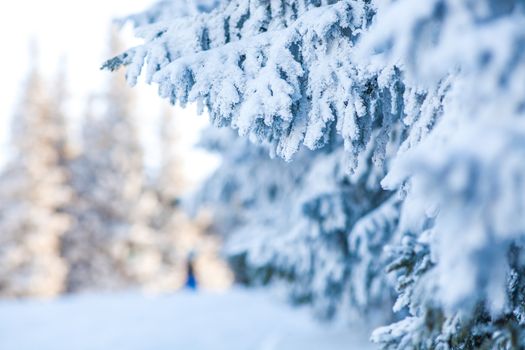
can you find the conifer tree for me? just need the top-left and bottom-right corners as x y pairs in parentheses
(65, 28), (231, 292)
(0, 50), (71, 298)
(108, 0), (525, 347)
(109, 0), (401, 321)
(62, 30), (147, 291)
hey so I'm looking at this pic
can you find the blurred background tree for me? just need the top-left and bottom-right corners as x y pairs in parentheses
(0, 46), (71, 297)
(0, 30), (232, 298)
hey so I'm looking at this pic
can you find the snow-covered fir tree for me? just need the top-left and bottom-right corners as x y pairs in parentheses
(64, 28), (231, 293)
(0, 54), (71, 298)
(106, 0), (525, 348)
(62, 29), (151, 292)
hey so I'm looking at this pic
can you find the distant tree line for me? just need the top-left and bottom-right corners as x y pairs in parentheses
(0, 32), (232, 298)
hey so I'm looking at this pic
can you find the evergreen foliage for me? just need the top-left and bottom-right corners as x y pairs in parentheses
(107, 0), (525, 348)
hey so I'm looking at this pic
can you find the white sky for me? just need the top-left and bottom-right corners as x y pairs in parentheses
(0, 0), (219, 188)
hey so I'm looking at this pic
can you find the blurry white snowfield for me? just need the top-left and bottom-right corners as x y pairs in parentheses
(0, 289), (372, 350)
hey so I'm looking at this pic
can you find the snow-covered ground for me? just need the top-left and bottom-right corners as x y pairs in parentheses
(0, 289), (373, 350)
